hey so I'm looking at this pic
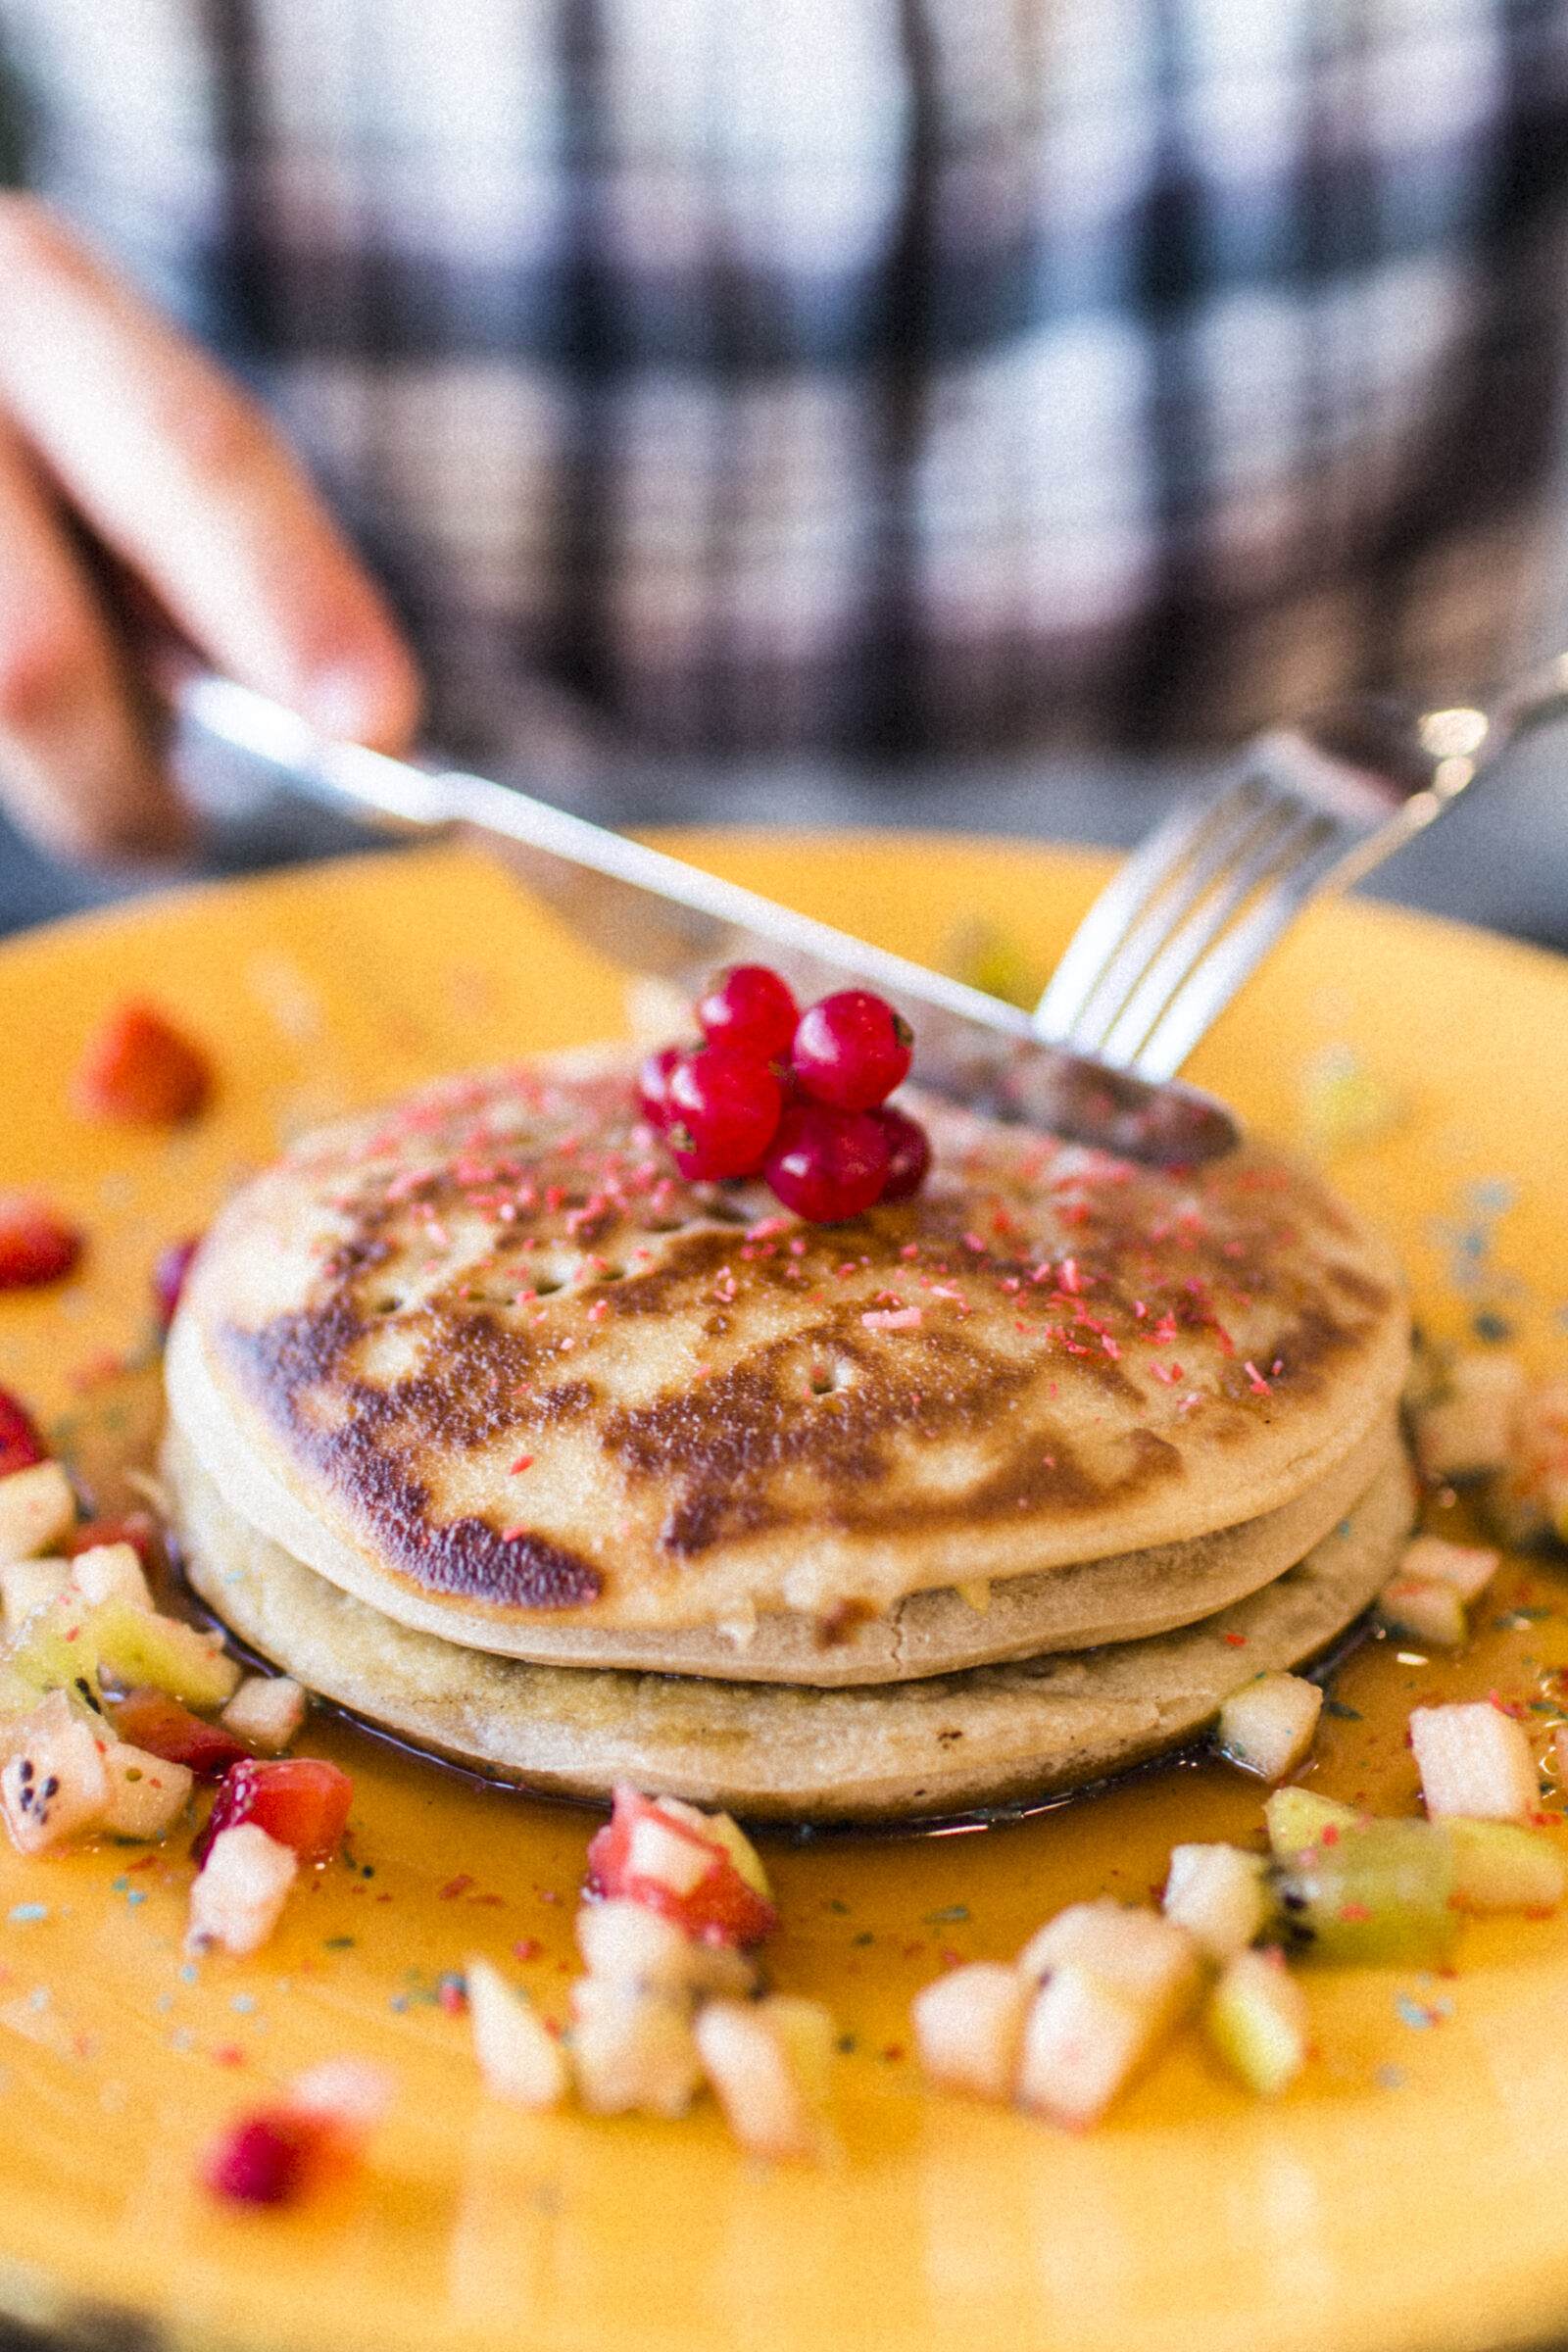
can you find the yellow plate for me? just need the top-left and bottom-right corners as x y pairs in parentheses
(2, 835), (1567, 2352)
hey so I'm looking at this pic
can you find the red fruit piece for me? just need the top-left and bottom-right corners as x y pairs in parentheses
(763, 1103), (888, 1223)
(665, 1046), (783, 1180)
(194, 1756), (354, 1867)
(869, 1104), (931, 1203)
(586, 1786), (778, 1947)
(113, 1687), (252, 1779)
(152, 1235), (202, 1326)
(0, 1196), (83, 1291)
(68, 1513), (159, 1568)
(203, 2108), (321, 2206)
(790, 990), (912, 1111)
(636, 1044), (685, 1130)
(0, 1388), (46, 1479)
(74, 1001), (211, 1125)
(696, 965), (799, 1062)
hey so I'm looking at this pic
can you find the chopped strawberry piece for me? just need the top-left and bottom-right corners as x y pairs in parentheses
(74, 1002), (211, 1125)
(586, 1786), (778, 1946)
(203, 2108), (322, 2205)
(0, 1388), (46, 1479)
(194, 1756), (354, 1867)
(67, 1513), (159, 1568)
(152, 1235), (202, 1326)
(113, 1687), (252, 1779)
(0, 1197), (82, 1292)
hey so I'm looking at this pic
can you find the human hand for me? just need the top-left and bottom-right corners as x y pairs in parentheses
(0, 197), (420, 860)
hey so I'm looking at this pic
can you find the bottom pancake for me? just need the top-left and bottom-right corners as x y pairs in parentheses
(168, 1423), (1414, 1822)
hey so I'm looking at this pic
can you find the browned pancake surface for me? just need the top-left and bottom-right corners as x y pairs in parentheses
(170, 1048), (1408, 1640)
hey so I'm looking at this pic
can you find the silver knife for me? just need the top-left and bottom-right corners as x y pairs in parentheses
(176, 674), (1238, 1165)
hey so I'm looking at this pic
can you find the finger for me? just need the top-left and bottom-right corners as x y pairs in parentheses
(0, 197), (421, 752)
(0, 416), (191, 860)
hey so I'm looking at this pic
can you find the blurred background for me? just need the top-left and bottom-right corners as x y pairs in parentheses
(4, 2), (1568, 953)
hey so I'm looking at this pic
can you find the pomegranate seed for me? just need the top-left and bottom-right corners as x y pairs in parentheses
(636, 1044), (686, 1130)
(790, 991), (912, 1111)
(152, 1235), (201, 1326)
(695, 965), (799, 1062)
(763, 1103), (889, 1222)
(74, 1001), (211, 1124)
(870, 1105), (931, 1202)
(0, 1388), (47, 1480)
(664, 1047), (783, 1180)
(0, 1196), (82, 1291)
(203, 2108), (318, 2205)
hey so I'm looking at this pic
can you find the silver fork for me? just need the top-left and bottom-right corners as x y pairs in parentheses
(1031, 657), (1568, 1082)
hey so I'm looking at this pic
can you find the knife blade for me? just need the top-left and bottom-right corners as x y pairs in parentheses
(176, 674), (1238, 1165)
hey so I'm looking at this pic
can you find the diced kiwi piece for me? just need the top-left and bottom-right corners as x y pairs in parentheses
(1204, 1949), (1309, 2095)
(87, 1597), (239, 1709)
(1263, 1787), (1360, 1860)
(1444, 1818), (1567, 1914)
(1274, 1817), (1458, 1968)
(4, 1592), (104, 1710)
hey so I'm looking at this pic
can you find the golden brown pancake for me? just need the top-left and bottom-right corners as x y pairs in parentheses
(170, 1421), (1413, 1821)
(167, 1048), (1409, 1668)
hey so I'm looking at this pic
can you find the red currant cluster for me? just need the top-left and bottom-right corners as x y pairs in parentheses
(638, 965), (931, 1222)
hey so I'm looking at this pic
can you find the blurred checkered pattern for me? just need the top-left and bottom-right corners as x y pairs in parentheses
(4, 0), (1568, 791)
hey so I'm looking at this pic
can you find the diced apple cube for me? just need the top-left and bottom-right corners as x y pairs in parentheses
(186, 1822), (298, 1956)
(0, 1691), (109, 1851)
(99, 1740), (192, 1839)
(1410, 1351), (1525, 1481)
(1263, 1786), (1360, 1860)
(466, 1954), (567, 2109)
(0, 1462), (76, 1566)
(695, 1996), (834, 2160)
(568, 1977), (702, 2118)
(1017, 1901), (1202, 2032)
(657, 1796), (773, 1901)
(1398, 1536), (1500, 1601)
(1410, 1700), (1539, 1824)
(89, 1597), (239, 1708)
(1215, 1672), (1323, 1782)
(1162, 1843), (1271, 1961)
(1204, 1948), (1309, 2095)
(574, 1898), (755, 1998)
(1444, 1818), (1566, 1912)
(0, 1556), (70, 1635)
(1016, 1966), (1164, 2130)
(1376, 1576), (1468, 1649)
(69, 1542), (153, 1612)
(624, 1812), (714, 1899)
(288, 2058), (395, 2147)
(220, 1675), (307, 1755)
(911, 1962), (1030, 2102)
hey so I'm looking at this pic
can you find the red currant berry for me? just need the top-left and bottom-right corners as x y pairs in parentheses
(696, 965), (799, 1062)
(870, 1105), (930, 1201)
(790, 991), (912, 1111)
(763, 1103), (889, 1222)
(636, 1044), (686, 1129)
(664, 1047), (784, 1180)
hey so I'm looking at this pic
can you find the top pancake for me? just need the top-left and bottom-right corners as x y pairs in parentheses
(167, 1045), (1408, 1648)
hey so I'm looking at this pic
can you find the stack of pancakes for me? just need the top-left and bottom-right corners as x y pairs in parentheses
(164, 1048), (1412, 1822)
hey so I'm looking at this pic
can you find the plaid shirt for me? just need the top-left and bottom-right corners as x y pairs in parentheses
(5, 0), (1568, 788)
